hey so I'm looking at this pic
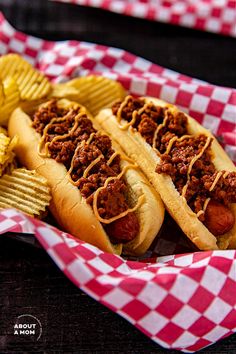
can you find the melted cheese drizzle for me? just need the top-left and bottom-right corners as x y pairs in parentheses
(209, 171), (223, 192)
(196, 198), (211, 217)
(187, 137), (212, 179)
(92, 163), (145, 224)
(86, 132), (96, 145)
(117, 96), (152, 130)
(165, 135), (192, 155)
(37, 105), (145, 225)
(152, 115), (169, 150)
(107, 151), (134, 166)
(69, 150), (145, 223)
(163, 134), (212, 218)
(181, 136), (212, 198)
(38, 116), (68, 157)
(116, 95), (131, 126)
(195, 171), (230, 217)
(67, 140), (86, 184)
(223, 171), (230, 179)
(107, 151), (120, 166)
(117, 97), (232, 222)
(38, 109), (86, 157)
(67, 132), (104, 184)
(83, 155), (104, 179)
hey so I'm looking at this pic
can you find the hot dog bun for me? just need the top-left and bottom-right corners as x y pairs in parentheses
(96, 96), (236, 251)
(8, 99), (165, 255)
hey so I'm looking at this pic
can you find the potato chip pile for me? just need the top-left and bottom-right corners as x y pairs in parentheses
(0, 54), (51, 101)
(0, 54), (52, 126)
(64, 75), (126, 115)
(0, 168), (51, 218)
(0, 77), (20, 126)
(0, 53), (126, 218)
(0, 128), (51, 218)
(0, 53), (126, 126)
(0, 131), (17, 176)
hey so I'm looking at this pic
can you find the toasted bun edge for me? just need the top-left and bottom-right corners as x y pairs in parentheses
(96, 98), (236, 250)
(8, 105), (164, 255)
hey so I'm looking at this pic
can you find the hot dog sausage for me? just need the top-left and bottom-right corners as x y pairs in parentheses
(204, 200), (235, 236)
(105, 212), (139, 244)
(96, 95), (236, 250)
(9, 98), (165, 255)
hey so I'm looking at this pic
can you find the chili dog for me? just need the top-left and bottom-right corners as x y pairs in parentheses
(8, 98), (165, 255)
(96, 96), (236, 250)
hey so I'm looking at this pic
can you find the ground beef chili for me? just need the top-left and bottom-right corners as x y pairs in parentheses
(155, 134), (236, 225)
(112, 96), (236, 236)
(112, 96), (188, 152)
(32, 100), (140, 244)
(112, 97), (166, 146)
(32, 99), (69, 134)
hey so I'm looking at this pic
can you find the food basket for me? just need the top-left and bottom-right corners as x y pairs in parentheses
(0, 12), (235, 352)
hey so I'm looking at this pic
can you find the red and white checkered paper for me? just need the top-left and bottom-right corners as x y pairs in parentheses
(55, 0), (236, 37)
(0, 12), (236, 352)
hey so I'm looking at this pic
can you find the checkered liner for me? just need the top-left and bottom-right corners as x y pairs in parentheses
(0, 12), (236, 352)
(55, 0), (236, 37)
(1, 209), (236, 352)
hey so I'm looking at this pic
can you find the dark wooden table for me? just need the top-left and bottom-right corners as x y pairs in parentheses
(0, 1), (236, 353)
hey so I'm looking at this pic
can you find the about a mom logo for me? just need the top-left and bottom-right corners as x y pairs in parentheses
(13, 314), (42, 341)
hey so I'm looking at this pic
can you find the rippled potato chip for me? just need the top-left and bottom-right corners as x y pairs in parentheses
(65, 75), (126, 115)
(0, 132), (18, 176)
(0, 77), (20, 126)
(2, 159), (17, 175)
(50, 83), (81, 101)
(0, 54), (52, 101)
(0, 81), (4, 106)
(0, 168), (51, 217)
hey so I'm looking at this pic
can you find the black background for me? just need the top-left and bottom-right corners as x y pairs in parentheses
(0, 0), (236, 353)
